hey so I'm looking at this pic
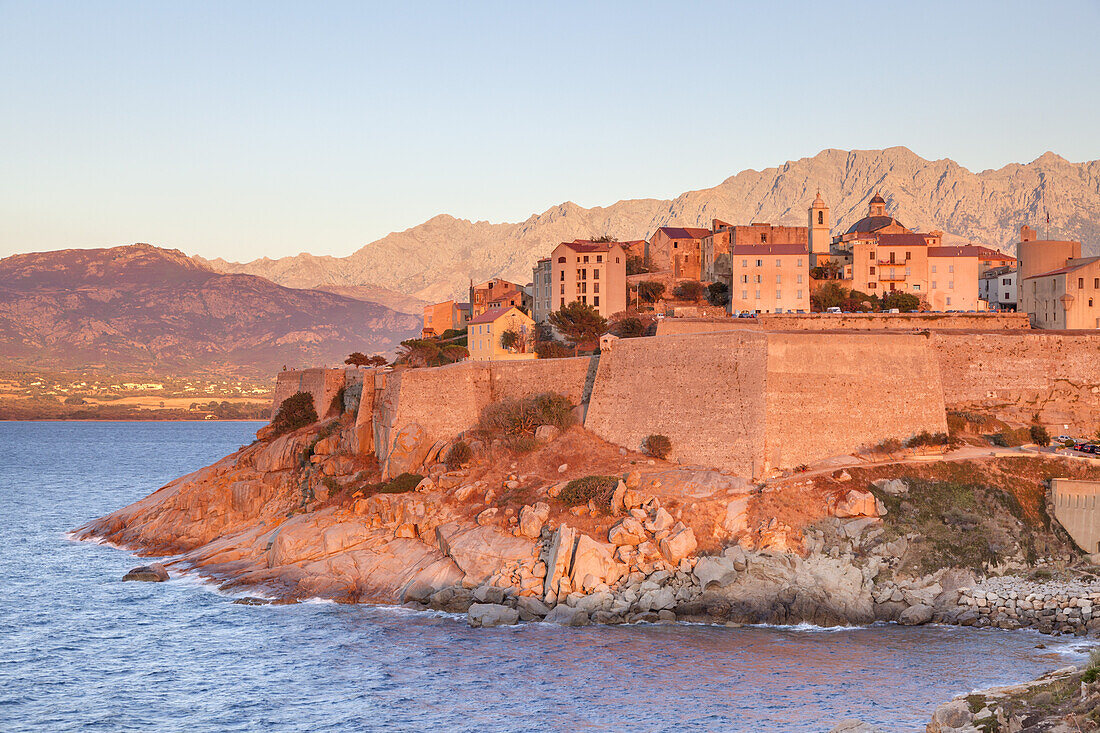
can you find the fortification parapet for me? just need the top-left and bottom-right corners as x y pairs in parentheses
(270, 367), (347, 420)
(656, 311), (1030, 336)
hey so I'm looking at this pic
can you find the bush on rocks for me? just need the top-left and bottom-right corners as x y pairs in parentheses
(478, 392), (576, 437)
(270, 392), (318, 437)
(906, 431), (948, 449)
(642, 434), (671, 460)
(558, 475), (619, 512)
(445, 440), (472, 469)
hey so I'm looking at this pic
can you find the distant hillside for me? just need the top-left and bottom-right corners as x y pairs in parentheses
(209, 147), (1100, 302)
(0, 244), (420, 378)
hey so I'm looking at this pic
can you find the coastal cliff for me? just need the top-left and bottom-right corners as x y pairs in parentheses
(76, 408), (1100, 633)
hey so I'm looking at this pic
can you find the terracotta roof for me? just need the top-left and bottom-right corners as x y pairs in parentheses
(456, 302), (471, 309)
(488, 291), (524, 304)
(558, 240), (623, 253)
(928, 245), (992, 258)
(1022, 257), (1100, 281)
(467, 306), (519, 325)
(979, 266), (1015, 279)
(876, 233), (934, 247)
(655, 226), (712, 240)
(730, 243), (808, 256)
(970, 245), (1016, 261)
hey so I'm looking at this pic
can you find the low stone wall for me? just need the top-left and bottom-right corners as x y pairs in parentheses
(656, 311), (1030, 336)
(1052, 479), (1100, 554)
(953, 580), (1100, 635)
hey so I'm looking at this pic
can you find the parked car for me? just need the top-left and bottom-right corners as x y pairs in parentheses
(1054, 435), (1074, 444)
(825, 306), (842, 314)
(1083, 444), (1100, 455)
(737, 311), (757, 319)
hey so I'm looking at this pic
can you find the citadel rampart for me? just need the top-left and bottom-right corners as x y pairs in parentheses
(656, 311), (1030, 336)
(1052, 479), (1100, 555)
(273, 327), (1100, 480)
(271, 367), (351, 420)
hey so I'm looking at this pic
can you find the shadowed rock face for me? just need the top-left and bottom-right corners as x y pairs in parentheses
(210, 147), (1100, 301)
(0, 243), (420, 377)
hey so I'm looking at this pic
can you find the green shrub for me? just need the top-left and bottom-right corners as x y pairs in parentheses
(642, 434), (671, 460)
(907, 431), (949, 448)
(321, 475), (339, 494)
(446, 440), (472, 469)
(558, 475), (618, 511)
(1030, 423), (1051, 446)
(706, 281), (730, 306)
(673, 281), (705, 301)
(989, 427), (1030, 447)
(478, 392), (576, 436)
(637, 281), (665, 303)
(989, 433), (1009, 447)
(874, 437), (903, 454)
(379, 473), (423, 494)
(270, 392), (318, 437)
(610, 316), (646, 338)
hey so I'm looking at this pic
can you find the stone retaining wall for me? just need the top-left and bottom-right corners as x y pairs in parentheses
(656, 311), (1030, 336)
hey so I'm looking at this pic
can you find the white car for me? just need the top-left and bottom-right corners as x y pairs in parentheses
(1054, 435), (1074, 444)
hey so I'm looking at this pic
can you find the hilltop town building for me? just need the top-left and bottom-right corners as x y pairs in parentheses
(1016, 225), (1098, 329)
(649, 226), (712, 279)
(702, 220), (808, 283)
(727, 244), (810, 314)
(549, 240), (628, 319)
(979, 266), (1017, 311)
(467, 306), (537, 361)
(470, 278), (526, 318)
(531, 258), (552, 324)
(421, 299), (471, 338)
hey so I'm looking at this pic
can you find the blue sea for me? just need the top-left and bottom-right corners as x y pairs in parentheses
(0, 421), (1088, 732)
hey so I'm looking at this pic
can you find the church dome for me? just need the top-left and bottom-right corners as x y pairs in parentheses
(845, 215), (907, 234)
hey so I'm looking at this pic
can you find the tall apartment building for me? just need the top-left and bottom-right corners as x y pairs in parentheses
(727, 244), (810, 314)
(978, 266), (1017, 310)
(531, 258), (552, 324)
(549, 240), (628, 318)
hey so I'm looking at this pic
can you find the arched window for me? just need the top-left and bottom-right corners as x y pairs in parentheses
(557, 256), (566, 263)
(818, 211), (824, 225)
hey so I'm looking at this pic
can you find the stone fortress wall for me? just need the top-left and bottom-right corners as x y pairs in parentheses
(271, 367), (352, 421)
(656, 311), (1030, 336)
(271, 327), (1100, 479)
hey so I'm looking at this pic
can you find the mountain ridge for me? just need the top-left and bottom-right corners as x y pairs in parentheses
(210, 147), (1100, 302)
(0, 243), (420, 378)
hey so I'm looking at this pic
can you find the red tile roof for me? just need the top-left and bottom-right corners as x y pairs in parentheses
(730, 243), (808, 256)
(558, 240), (623, 253)
(656, 226), (712, 240)
(468, 307), (516, 325)
(970, 245), (1016, 261)
(876, 233), (934, 247)
(929, 245), (994, 258)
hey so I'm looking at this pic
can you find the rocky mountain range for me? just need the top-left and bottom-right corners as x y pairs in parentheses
(0, 244), (420, 378)
(209, 147), (1100, 302)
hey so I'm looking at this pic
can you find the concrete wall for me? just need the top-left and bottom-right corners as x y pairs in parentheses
(933, 332), (1100, 432)
(1052, 479), (1100, 554)
(656, 312), (1030, 336)
(585, 331), (769, 476)
(763, 332), (947, 468)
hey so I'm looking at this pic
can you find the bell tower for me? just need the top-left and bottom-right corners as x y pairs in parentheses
(808, 191), (831, 257)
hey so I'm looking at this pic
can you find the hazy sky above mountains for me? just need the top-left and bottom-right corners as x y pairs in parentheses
(1, 0), (1097, 262)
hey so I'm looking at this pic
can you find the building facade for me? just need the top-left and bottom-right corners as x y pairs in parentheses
(421, 299), (470, 338)
(648, 226), (712, 278)
(702, 220), (808, 283)
(470, 278), (525, 318)
(531, 258), (552, 324)
(549, 240), (628, 318)
(978, 266), (1017, 310)
(467, 306), (537, 361)
(1015, 224), (1097, 329)
(727, 244), (810, 314)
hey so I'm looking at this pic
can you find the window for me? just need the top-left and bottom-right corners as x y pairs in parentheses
(868, 282), (877, 289)
(560, 271), (564, 281)
(755, 290), (761, 299)
(797, 289), (803, 299)
(580, 296), (587, 304)
(741, 275), (748, 284)
(577, 269), (585, 280)
(946, 297), (952, 306)
(560, 284), (565, 294)
(913, 284), (920, 291)
(615, 257), (620, 263)
(1095, 278), (1099, 288)
(580, 282), (586, 293)
(756, 259), (763, 267)
(761, 233), (768, 244)
(583, 256), (589, 263)
(949, 265), (954, 273)
(797, 258), (803, 267)
(948, 281), (954, 290)
(1003, 278), (1011, 286)
(673, 243), (678, 249)
(1079, 278), (1085, 288)
(932, 281), (937, 289)
(742, 290), (748, 299)
(593, 269), (600, 279)
(754, 274), (762, 284)
(776, 259), (782, 267)
(931, 265), (937, 273)
(776, 274), (782, 284)
(869, 251), (876, 260)
(1091, 299), (1095, 307)
(818, 211), (824, 225)
(596, 255), (602, 263)
(797, 274), (803, 283)
(905, 251), (911, 260)
(905, 267), (911, 276)
(560, 298), (565, 307)
(776, 290), (782, 299)
(594, 296), (600, 307)
(742, 259), (748, 267)
(869, 266), (876, 275)
(593, 283), (599, 293)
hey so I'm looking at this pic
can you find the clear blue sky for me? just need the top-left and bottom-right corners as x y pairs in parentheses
(2, 0), (1097, 261)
